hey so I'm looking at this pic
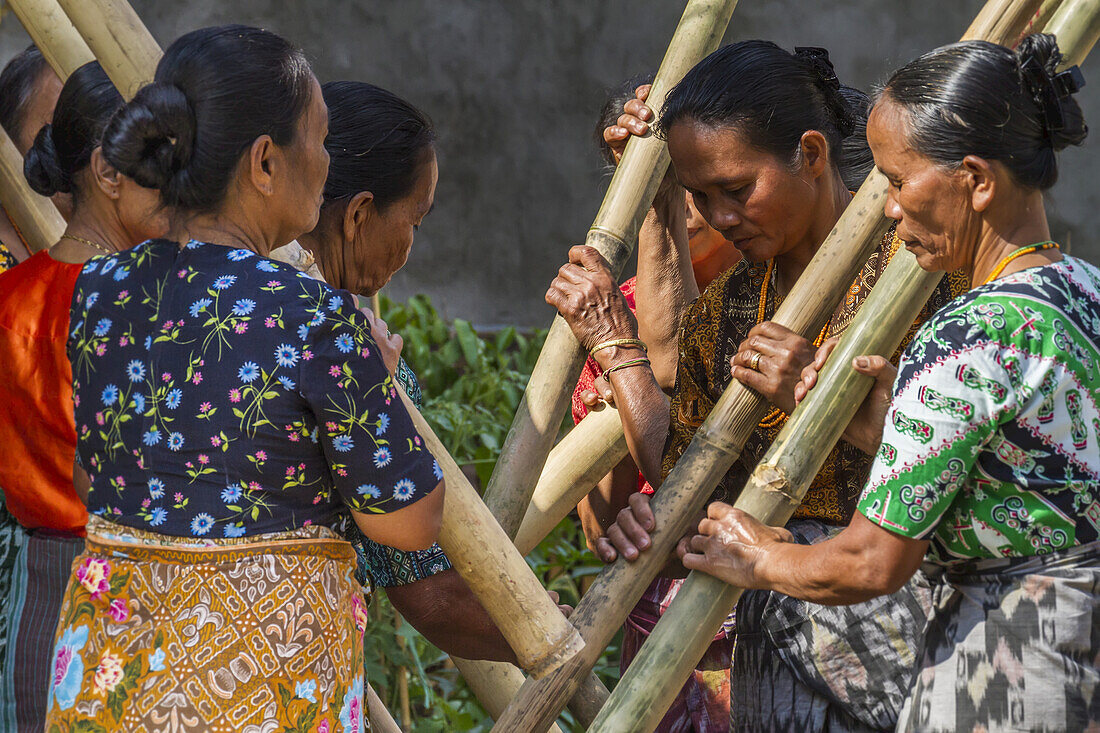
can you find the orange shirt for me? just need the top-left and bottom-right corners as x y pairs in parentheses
(0, 251), (87, 534)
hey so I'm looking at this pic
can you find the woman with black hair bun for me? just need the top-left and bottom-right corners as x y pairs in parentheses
(0, 59), (164, 731)
(289, 79), (556, 665)
(687, 34), (1099, 732)
(0, 45), (65, 271)
(547, 40), (969, 730)
(46, 27), (445, 730)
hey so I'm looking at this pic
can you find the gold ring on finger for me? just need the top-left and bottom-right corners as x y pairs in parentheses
(748, 352), (762, 371)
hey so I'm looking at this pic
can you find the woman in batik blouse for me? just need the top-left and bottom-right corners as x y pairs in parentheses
(550, 41), (968, 732)
(687, 34), (1099, 732)
(45, 26), (443, 731)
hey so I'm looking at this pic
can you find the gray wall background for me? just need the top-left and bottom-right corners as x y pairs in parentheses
(1, 1), (1096, 328)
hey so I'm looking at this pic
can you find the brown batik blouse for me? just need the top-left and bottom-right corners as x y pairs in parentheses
(660, 227), (970, 525)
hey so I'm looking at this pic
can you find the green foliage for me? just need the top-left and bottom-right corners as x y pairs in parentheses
(364, 295), (620, 731)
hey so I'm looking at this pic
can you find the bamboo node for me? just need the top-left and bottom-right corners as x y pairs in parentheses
(585, 227), (632, 266)
(750, 462), (800, 506)
(523, 624), (587, 679)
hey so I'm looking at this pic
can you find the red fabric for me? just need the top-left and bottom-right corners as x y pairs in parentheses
(0, 252), (87, 534)
(570, 276), (652, 493)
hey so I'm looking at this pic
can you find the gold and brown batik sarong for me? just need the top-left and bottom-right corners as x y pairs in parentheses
(44, 516), (371, 732)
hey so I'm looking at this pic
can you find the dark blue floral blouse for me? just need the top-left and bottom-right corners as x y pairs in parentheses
(68, 239), (441, 538)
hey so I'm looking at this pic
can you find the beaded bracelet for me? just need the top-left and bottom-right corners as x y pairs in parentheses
(590, 338), (647, 356)
(603, 356), (651, 376)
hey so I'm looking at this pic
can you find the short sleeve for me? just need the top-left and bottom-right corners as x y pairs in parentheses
(299, 289), (441, 514)
(857, 321), (1018, 539)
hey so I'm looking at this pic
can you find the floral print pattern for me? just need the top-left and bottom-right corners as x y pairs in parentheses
(44, 517), (369, 731)
(68, 239), (439, 538)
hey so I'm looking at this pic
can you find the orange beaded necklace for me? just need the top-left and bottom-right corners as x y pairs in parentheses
(755, 258), (831, 429)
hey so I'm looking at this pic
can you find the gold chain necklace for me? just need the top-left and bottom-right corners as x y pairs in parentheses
(61, 234), (115, 257)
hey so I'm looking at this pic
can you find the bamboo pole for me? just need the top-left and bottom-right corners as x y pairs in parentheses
(587, 8), (1100, 733)
(513, 405), (628, 554)
(1046, 0), (1100, 63)
(54, 0), (160, 100)
(397, 387), (585, 678)
(482, 0), (740, 538)
(6, 0), (94, 79)
(451, 658), (566, 732)
(1027, 0), (1068, 36)
(365, 683), (403, 733)
(489, 1), (1045, 729)
(0, 131), (64, 253)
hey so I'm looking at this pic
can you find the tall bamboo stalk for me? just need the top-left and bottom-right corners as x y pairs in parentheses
(513, 405), (628, 554)
(0, 131), (64, 253)
(587, 7), (1100, 733)
(482, 0), (740, 538)
(54, 0), (160, 99)
(1046, 0), (1100, 63)
(488, 0), (1045, 728)
(395, 387), (585, 677)
(451, 658), (566, 732)
(6, 0), (94, 79)
(365, 683), (403, 733)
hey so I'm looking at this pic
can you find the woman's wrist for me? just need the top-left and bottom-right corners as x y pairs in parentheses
(594, 345), (648, 373)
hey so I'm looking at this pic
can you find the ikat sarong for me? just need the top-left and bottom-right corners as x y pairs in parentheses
(897, 540), (1100, 732)
(731, 520), (933, 732)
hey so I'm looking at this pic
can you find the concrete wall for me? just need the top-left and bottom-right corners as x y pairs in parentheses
(1, 1), (1096, 328)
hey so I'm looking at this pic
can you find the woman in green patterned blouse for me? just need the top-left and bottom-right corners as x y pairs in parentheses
(681, 35), (1100, 732)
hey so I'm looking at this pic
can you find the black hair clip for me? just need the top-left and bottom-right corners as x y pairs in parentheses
(795, 47), (841, 91)
(1054, 65), (1085, 97)
(1020, 56), (1085, 137)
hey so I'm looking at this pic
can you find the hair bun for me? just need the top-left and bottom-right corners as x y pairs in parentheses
(795, 46), (856, 137)
(1015, 33), (1088, 151)
(102, 81), (196, 191)
(23, 123), (70, 196)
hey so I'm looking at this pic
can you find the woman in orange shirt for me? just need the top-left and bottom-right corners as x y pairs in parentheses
(0, 61), (166, 730)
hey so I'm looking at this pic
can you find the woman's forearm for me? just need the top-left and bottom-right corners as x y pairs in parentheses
(601, 358), (671, 487)
(755, 517), (929, 605)
(577, 458), (644, 550)
(387, 569), (517, 663)
(635, 189), (698, 391)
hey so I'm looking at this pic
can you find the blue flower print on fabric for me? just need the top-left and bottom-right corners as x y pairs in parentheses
(67, 240), (439, 538)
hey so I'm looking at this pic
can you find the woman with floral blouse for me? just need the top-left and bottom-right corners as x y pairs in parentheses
(45, 26), (443, 731)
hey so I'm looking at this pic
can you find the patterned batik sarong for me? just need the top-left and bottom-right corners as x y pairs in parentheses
(731, 520), (934, 732)
(897, 540), (1100, 732)
(44, 516), (371, 732)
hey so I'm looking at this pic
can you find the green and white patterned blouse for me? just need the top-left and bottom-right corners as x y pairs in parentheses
(858, 256), (1100, 563)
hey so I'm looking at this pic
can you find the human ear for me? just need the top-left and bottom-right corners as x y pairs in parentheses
(89, 147), (121, 200)
(343, 190), (376, 246)
(798, 130), (831, 178)
(247, 135), (277, 196)
(960, 154), (996, 213)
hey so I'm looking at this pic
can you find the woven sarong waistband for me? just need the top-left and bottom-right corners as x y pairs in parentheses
(84, 515), (355, 565)
(940, 538), (1100, 581)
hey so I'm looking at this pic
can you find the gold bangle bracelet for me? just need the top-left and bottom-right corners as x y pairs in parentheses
(590, 338), (647, 356)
